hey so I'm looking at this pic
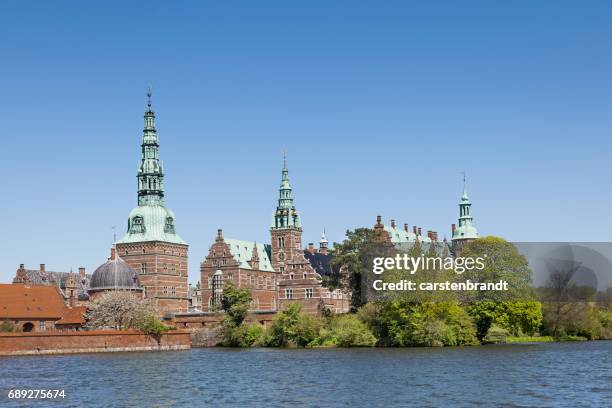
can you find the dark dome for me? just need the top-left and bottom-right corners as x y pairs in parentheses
(89, 256), (142, 293)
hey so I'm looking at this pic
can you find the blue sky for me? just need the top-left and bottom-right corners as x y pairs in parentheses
(1, 1), (611, 283)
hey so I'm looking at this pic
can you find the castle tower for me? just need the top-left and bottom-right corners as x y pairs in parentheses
(319, 229), (329, 255)
(451, 175), (479, 255)
(65, 269), (78, 307)
(115, 89), (189, 314)
(270, 155), (303, 272)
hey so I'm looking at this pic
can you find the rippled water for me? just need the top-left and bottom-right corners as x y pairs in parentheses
(0, 341), (610, 407)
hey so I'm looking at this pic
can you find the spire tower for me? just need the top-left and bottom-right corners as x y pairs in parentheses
(272, 154), (301, 229)
(452, 173), (478, 254)
(137, 88), (165, 206)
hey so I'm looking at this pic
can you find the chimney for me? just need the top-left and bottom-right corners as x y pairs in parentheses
(216, 228), (223, 241)
(78, 267), (86, 279)
(40, 263), (45, 272)
(427, 230), (432, 239)
(413, 226), (417, 234)
(403, 223), (408, 232)
(307, 243), (315, 254)
(376, 215), (382, 226)
(390, 219), (396, 228)
(110, 247), (116, 260)
(432, 232), (438, 241)
(451, 224), (456, 236)
(20, 263), (25, 269)
(418, 227), (422, 236)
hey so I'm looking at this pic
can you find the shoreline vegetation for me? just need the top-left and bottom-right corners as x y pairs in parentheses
(214, 233), (612, 349)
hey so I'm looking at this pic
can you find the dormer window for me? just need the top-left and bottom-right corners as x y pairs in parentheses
(130, 216), (145, 234)
(164, 217), (175, 233)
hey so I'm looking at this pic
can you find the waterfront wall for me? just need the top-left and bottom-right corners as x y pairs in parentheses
(0, 330), (191, 356)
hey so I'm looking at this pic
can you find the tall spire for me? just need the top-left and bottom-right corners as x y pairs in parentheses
(137, 87), (165, 206)
(272, 153), (301, 229)
(452, 173), (478, 240)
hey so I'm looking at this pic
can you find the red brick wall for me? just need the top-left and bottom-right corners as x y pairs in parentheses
(0, 330), (191, 356)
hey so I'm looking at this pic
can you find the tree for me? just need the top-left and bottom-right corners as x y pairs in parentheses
(221, 282), (252, 327)
(86, 291), (158, 330)
(459, 237), (540, 339)
(265, 303), (322, 347)
(459, 237), (534, 303)
(219, 283), (255, 347)
(330, 227), (387, 309)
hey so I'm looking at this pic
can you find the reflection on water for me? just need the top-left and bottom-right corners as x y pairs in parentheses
(0, 341), (610, 407)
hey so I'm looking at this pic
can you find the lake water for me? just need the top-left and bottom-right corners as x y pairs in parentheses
(0, 341), (610, 407)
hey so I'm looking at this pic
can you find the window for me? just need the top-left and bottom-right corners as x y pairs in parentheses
(227, 273), (233, 281)
(164, 217), (175, 233)
(289, 273), (294, 280)
(130, 216), (145, 233)
(163, 286), (168, 295)
(285, 289), (293, 299)
(125, 249), (129, 255)
(141, 263), (147, 274)
(306, 288), (313, 299)
(39, 321), (46, 331)
(278, 237), (285, 249)
(279, 266), (285, 272)
(171, 287), (176, 296)
(303, 273), (307, 279)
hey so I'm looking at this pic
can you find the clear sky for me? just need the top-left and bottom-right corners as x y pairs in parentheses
(1, 1), (611, 284)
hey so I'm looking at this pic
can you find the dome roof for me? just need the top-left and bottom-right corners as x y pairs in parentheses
(115, 203), (187, 245)
(89, 255), (142, 293)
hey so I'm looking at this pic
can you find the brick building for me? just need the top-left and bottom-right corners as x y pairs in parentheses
(200, 158), (349, 315)
(373, 176), (479, 256)
(12, 263), (91, 307)
(115, 91), (189, 314)
(0, 284), (86, 332)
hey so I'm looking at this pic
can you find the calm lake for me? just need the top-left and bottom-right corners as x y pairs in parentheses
(0, 341), (610, 407)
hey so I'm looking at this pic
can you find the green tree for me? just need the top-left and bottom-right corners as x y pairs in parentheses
(312, 314), (377, 347)
(221, 282), (252, 326)
(330, 227), (386, 310)
(467, 301), (542, 339)
(265, 303), (322, 347)
(219, 283), (255, 346)
(459, 237), (534, 303)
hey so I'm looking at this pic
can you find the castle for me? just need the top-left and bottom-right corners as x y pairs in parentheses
(199, 157), (349, 315)
(8, 92), (479, 330)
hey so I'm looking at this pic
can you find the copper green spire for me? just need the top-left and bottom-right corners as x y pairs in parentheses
(117, 89), (186, 245)
(137, 87), (165, 206)
(272, 153), (301, 229)
(452, 173), (478, 240)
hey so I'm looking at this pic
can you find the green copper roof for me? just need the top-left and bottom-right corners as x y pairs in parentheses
(138, 89), (165, 206)
(452, 177), (478, 240)
(116, 204), (187, 245)
(117, 91), (186, 246)
(383, 224), (450, 256)
(224, 238), (275, 272)
(271, 155), (302, 229)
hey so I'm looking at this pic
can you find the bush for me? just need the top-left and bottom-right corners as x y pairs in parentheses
(483, 324), (509, 344)
(359, 301), (478, 347)
(312, 315), (376, 347)
(0, 320), (18, 333)
(221, 323), (265, 347)
(140, 315), (169, 337)
(265, 303), (322, 347)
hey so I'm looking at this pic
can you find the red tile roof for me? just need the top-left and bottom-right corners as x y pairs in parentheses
(57, 306), (87, 325)
(0, 284), (67, 319)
